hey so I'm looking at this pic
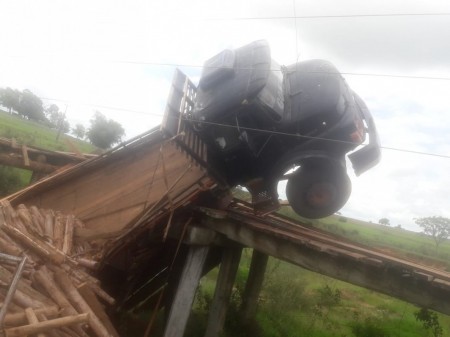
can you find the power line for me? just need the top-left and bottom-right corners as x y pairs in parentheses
(108, 61), (450, 81)
(203, 13), (450, 21)
(181, 118), (450, 160)
(3, 55), (450, 82)
(24, 95), (450, 160)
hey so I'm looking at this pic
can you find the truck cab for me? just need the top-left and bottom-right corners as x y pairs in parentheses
(191, 40), (380, 218)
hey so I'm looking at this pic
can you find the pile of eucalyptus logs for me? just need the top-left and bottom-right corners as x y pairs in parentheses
(0, 200), (119, 337)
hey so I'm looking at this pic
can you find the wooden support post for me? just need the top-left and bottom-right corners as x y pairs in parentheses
(204, 245), (242, 337)
(240, 250), (268, 321)
(163, 246), (209, 337)
(21, 145), (30, 167)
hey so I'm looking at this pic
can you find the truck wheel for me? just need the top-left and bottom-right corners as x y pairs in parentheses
(286, 166), (351, 219)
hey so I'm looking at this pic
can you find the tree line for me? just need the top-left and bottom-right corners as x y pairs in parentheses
(0, 87), (125, 149)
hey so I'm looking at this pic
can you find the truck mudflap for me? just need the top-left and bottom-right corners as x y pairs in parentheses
(348, 93), (381, 176)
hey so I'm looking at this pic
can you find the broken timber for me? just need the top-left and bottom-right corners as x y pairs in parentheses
(0, 201), (119, 337)
(8, 127), (216, 252)
(0, 137), (95, 175)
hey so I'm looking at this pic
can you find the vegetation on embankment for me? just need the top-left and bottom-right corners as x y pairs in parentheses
(0, 109), (96, 196)
(184, 247), (450, 337)
(180, 203), (450, 337)
(0, 110), (95, 152)
(278, 206), (450, 271)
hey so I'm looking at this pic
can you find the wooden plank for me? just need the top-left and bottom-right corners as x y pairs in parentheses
(10, 139), (212, 242)
(204, 245), (242, 337)
(24, 308), (46, 337)
(240, 250), (268, 320)
(0, 154), (58, 173)
(77, 283), (120, 337)
(163, 246), (209, 337)
(54, 269), (111, 337)
(4, 313), (89, 337)
(202, 216), (450, 316)
(3, 307), (59, 327)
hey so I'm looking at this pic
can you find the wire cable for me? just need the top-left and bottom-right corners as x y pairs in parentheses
(106, 61), (450, 82)
(36, 96), (450, 160)
(204, 12), (450, 21)
(181, 118), (450, 160)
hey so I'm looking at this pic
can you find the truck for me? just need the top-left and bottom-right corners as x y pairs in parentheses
(182, 40), (381, 219)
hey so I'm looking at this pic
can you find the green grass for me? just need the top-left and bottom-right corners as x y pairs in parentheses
(278, 206), (450, 271)
(0, 110), (97, 196)
(184, 251), (450, 337)
(0, 110), (95, 153)
(179, 200), (450, 337)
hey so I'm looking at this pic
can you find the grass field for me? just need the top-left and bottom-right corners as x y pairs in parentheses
(185, 245), (450, 337)
(0, 110), (96, 195)
(0, 110), (95, 153)
(277, 205), (450, 270)
(180, 200), (450, 337)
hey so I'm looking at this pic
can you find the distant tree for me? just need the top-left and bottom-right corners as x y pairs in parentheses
(60, 119), (71, 134)
(414, 216), (450, 248)
(86, 111), (125, 149)
(72, 124), (86, 139)
(378, 218), (390, 226)
(16, 89), (46, 122)
(45, 104), (62, 127)
(0, 87), (21, 114)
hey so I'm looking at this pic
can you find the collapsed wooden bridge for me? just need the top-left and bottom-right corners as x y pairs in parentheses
(1, 70), (450, 336)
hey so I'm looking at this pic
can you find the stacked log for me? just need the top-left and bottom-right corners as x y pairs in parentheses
(0, 200), (119, 337)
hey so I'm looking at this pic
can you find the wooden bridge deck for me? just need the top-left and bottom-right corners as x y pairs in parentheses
(195, 202), (450, 315)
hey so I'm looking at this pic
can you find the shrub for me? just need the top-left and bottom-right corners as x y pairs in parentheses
(350, 317), (390, 337)
(415, 308), (443, 337)
(0, 166), (24, 196)
(316, 285), (342, 307)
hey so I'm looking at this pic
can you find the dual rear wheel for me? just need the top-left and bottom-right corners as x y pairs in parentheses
(285, 162), (351, 219)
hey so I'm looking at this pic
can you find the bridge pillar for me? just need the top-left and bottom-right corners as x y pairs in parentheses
(204, 244), (243, 337)
(241, 249), (269, 320)
(163, 245), (209, 337)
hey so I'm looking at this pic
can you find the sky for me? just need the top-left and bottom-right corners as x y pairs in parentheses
(1, 0), (450, 231)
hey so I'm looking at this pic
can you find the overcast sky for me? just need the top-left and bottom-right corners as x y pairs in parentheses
(1, 0), (450, 231)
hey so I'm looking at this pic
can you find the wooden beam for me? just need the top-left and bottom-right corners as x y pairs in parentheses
(21, 145), (30, 167)
(202, 217), (450, 316)
(163, 246), (209, 337)
(4, 313), (89, 337)
(240, 250), (268, 321)
(77, 283), (120, 337)
(0, 153), (58, 173)
(24, 308), (46, 337)
(204, 245), (242, 337)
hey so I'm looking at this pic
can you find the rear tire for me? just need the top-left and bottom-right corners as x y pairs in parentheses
(286, 165), (351, 219)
